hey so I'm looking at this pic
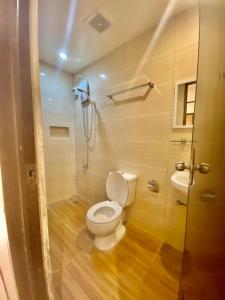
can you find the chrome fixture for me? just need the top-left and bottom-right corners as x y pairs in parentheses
(170, 138), (191, 144)
(200, 191), (216, 202)
(73, 75), (95, 171)
(175, 161), (210, 174)
(170, 139), (197, 144)
(175, 161), (190, 171)
(107, 81), (154, 99)
(147, 180), (159, 193)
(176, 200), (186, 206)
(175, 148), (210, 186)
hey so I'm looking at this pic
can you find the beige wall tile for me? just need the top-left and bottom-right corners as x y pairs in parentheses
(40, 63), (76, 204)
(124, 18), (175, 71)
(123, 141), (168, 168)
(95, 140), (125, 161)
(96, 118), (124, 141)
(124, 113), (171, 142)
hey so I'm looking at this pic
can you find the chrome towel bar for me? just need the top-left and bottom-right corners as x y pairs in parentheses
(170, 139), (191, 144)
(170, 139), (197, 144)
(106, 81), (154, 99)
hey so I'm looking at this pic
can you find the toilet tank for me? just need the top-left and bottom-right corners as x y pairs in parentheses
(121, 172), (137, 206)
(106, 171), (137, 207)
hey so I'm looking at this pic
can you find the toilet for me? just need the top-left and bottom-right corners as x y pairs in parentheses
(86, 171), (137, 251)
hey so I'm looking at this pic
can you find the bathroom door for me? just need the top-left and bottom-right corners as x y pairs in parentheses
(180, 0), (225, 299)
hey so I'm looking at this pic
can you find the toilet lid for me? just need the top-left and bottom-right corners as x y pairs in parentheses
(106, 172), (128, 206)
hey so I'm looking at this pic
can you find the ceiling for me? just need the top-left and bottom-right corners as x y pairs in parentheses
(38, 0), (197, 74)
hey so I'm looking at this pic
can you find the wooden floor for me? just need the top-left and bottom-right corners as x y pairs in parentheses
(48, 199), (182, 300)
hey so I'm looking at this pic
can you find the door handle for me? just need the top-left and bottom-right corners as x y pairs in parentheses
(175, 161), (210, 174)
(194, 163), (210, 174)
(175, 147), (210, 186)
(175, 161), (192, 171)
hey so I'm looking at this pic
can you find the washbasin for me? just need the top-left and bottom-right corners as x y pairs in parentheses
(171, 170), (191, 195)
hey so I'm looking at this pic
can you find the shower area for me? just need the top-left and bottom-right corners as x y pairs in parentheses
(38, 0), (199, 299)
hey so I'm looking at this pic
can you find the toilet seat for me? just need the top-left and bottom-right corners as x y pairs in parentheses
(87, 200), (122, 224)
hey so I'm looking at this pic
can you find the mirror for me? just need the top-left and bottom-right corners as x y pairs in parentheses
(173, 79), (197, 128)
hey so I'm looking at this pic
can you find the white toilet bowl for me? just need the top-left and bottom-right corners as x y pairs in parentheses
(86, 200), (124, 250)
(86, 171), (137, 251)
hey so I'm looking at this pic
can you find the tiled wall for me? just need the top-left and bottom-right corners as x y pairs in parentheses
(74, 6), (198, 251)
(40, 63), (76, 204)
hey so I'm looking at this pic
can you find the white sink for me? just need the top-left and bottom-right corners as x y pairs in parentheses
(171, 170), (191, 195)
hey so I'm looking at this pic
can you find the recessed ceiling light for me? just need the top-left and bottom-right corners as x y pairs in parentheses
(59, 52), (68, 60)
(40, 72), (46, 76)
(99, 73), (107, 80)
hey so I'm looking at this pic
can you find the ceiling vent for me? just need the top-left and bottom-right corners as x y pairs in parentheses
(88, 10), (111, 34)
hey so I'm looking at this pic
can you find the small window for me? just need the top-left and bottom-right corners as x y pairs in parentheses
(183, 81), (197, 126)
(173, 79), (197, 128)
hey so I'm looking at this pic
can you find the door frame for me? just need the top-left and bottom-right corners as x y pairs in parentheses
(29, 0), (54, 298)
(0, 0), (52, 299)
